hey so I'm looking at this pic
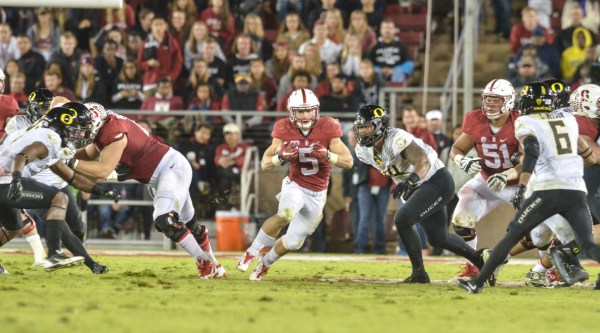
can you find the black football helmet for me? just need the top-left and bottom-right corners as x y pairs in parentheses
(43, 102), (94, 148)
(353, 104), (389, 147)
(26, 88), (55, 121)
(543, 79), (571, 108)
(518, 82), (554, 115)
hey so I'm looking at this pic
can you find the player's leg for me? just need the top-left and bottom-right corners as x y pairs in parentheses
(523, 222), (554, 287)
(373, 185), (391, 254)
(14, 210), (46, 266)
(354, 184), (375, 254)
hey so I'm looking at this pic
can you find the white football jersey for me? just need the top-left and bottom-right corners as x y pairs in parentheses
(515, 110), (586, 192)
(355, 128), (444, 184)
(4, 115), (67, 188)
(0, 127), (62, 184)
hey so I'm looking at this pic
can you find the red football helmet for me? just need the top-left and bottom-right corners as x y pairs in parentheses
(287, 88), (320, 131)
(481, 79), (515, 120)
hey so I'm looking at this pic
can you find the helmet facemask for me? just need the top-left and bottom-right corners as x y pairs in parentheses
(353, 118), (385, 147)
(482, 94), (510, 120)
(290, 105), (319, 131)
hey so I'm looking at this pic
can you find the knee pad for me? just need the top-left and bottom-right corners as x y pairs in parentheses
(187, 221), (207, 243)
(19, 219), (36, 235)
(154, 211), (188, 241)
(281, 233), (306, 251)
(453, 225), (476, 242)
(278, 207), (297, 223)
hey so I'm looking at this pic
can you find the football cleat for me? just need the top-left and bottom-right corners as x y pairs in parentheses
(91, 263), (109, 275)
(478, 248), (504, 286)
(449, 262), (479, 284)
(0, 263), (8, 274)
(197, 259), (216, 279)
(548, 247), (588, 286)
(545, 268), (567, 288)
(44, 254), (84, 272)
(457, 278), (483, 294)
(593, 274), (600, 290)
(249, 256), (269, 281)
(32, 260), (46, 267)
(402, 270), (430, 283)
(215, 264), (227, 278)
(236, 251), (256, 272)
(525, 270), (549, 288)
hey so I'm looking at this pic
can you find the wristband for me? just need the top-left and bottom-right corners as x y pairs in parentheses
(271, 155), (283, 167)
(67, 158), (80, 169)
(453, 154), (464, 166)
(502, 168), (518, 181)
(106, 170), (119, 180)
(91, 184), (103, 195)
(11, 171), (21, 180)
(67, 173), (77, 185)
(406, 172), (420, 185)
(327, 152), (339, 164)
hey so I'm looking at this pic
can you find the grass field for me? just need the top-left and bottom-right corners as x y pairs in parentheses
(1, 251), (599, 333)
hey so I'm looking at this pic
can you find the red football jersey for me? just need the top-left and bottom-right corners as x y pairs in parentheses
(0, 95), (19, 138)
(575, 115), (599, 141)
(95, 113), (170, 183)
(462, 110), (520, 185)
(272, 117), (343, 191)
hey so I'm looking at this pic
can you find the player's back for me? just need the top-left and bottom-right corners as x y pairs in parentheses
(515, 110), (585, 192)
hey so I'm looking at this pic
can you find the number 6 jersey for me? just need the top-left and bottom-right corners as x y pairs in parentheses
(515, 110), (585, 193)
(355, 128), (444, 184)
(462, 109), (520, 185)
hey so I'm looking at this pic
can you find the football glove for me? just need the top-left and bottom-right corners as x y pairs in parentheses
(91, 184), (121, 203)
(391, 180), (419, 201)
(7, 171), (23, 201)
(457, 156), (482, 175)
(278, 141), (299, 162)
(512, 184), (527, 210)
(57, 147), (76, 163)
(487, 173), (508, 192)
(115, 164), (132, 181)
(308, 142), (329, 160)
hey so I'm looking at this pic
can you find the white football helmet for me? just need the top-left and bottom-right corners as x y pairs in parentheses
(570, 84), (600, 118)
(0, 68), (5, 94)
(481, 79), (515, 120)
(84, 102), (108, 138)
(287, 88), (320, 131)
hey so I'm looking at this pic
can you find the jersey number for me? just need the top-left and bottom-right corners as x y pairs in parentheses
(299, 151), (319, 175)
(385, 165), (408, 177)
(549, 120), (573, 155)
(481, 143), (512, 169)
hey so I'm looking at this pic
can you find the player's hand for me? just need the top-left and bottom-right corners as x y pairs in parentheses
(115, 164), (131, 181)
(487, 173), (508, 192)
(458, 156), (482, 175)
(512, 184), (527, 210)
(58, 147), (76, 164)
(391, 180), (418, 201)
(7, 171), (23, 201)
(92, 184), (121, 203)
(278, 141), (299, 162)
(308, 142), (329, 160)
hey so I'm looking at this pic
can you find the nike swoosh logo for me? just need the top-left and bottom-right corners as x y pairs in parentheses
(170, 163), (175, 169)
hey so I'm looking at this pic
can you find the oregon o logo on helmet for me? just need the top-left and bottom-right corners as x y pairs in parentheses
(550, 82), (563, 92)
(373, 108), (384, 117)
(29, 92), (36, 100)
(60, 114), (73, 125)
(520, 86), (529, 96)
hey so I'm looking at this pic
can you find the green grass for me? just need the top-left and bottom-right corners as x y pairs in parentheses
(0, 253), (599, 333)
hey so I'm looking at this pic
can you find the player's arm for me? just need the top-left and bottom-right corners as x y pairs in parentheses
(50, 162), (121, 201)
(0, 133), (7, 146)
(11, 142), (49, 172)
(402, 141), (431, 180)
(75, 143), (101, 161)
(580, 135), (599, 165)
(578, 135), (596, 166)
(69, 137), (128, 179)
(261, 137), (284, 171)
(512, 135), (539, 209)
(450, 132), (481, 175)
(327, 137), (353, 169)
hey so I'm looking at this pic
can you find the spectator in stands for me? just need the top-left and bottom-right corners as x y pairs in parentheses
(266, 42), (291, 83)
(178, 123), (217, 219)
(340, 33), (362, 80)
(509, 6), (551, 57)
(169, 0), (198, 27)
(555, 4), (597, 55)
(402, 105), (437, 151)
(491, 0), (512, 40)
(276, 12), (311, 54)
(203, 37), (229, 87)
(26, 8), (62, 61)
(276, 0), (302, 23)
(0, 23), (19, 70)
(184, 21), (226, 71)
(214, 123), (251, 210)
(3, 60), (22, 93)
(187, 58), (224, 104)
(347, 10), (377, 52)
(276, 53), (318, 102)
(320, 73), (359, 113)
(198, 0), (235, 52)
(425, 109), (451, 153)
(125, 31), (143, 59)
(140, 77), (185, 121)
(227, 33), (259, 82)
(342, 130), (361, 237)
(8, 72), (27, 108)
(65, 9), (98, 55)
(48, 32), (82, 90)
(324, 9), (346, 44)
(129, 9), (154, 41)
(561, 27), (595, 81)
(561, 0), (600, 34)
(74, 55), (107, 104)
(99, 5), (136, 31)
(94, 40), (124, 97)
(96, 185), (132, 239)
(299, 22), (342, 65)
(370, 18), (413, 84)
(571, 45), (600, 89)
(277, 70), (312, 112)
(244, 13), (273, 61)
(316, 62), (342, 97)
(137, 16), (183, 96)
(169, 10), (189, 49)
(349, 58), (386, 105)
(221, 72), (266, 130)
(307, 0), (341, 31)
(43, 69), (76, 101)
(188, 83), (222, 127)
(360, 0), (384, 33)
(302, 43), (324, 78)
(16, 34), (45, 93)
(249, 58), (277, 110)
(509, 44), (550, 82)
(96, 27), (127, 60)
(509, 55), (540, 91)
(112, 59), (145, 110)
(530, 28), (561, 77)
(528, 0), (552, 29)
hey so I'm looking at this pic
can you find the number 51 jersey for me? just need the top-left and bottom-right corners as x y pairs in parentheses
(515, 110), (585, 193)
(272, 117), (343, 192)
(462, 109), (520, 185)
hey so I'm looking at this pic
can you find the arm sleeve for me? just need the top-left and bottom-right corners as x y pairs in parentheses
(522, 136), (540, 174)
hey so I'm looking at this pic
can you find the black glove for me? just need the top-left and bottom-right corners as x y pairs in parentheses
(512, 184), (527, 210)
(391, 173), (420, 201)
(7, 171), (23, 201)
(115, 164), (132, 181)
(92, 184), (121, 203)
(510, 151), (522, 165)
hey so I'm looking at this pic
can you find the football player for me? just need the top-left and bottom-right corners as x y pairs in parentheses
(353, 105), (492, 283)
(236, 88), (353, 280)
(458, 82), (600, 294)
(62, 102), (225, 279)
(449, 78), (521, 283)
(0, 105), (119, 272)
